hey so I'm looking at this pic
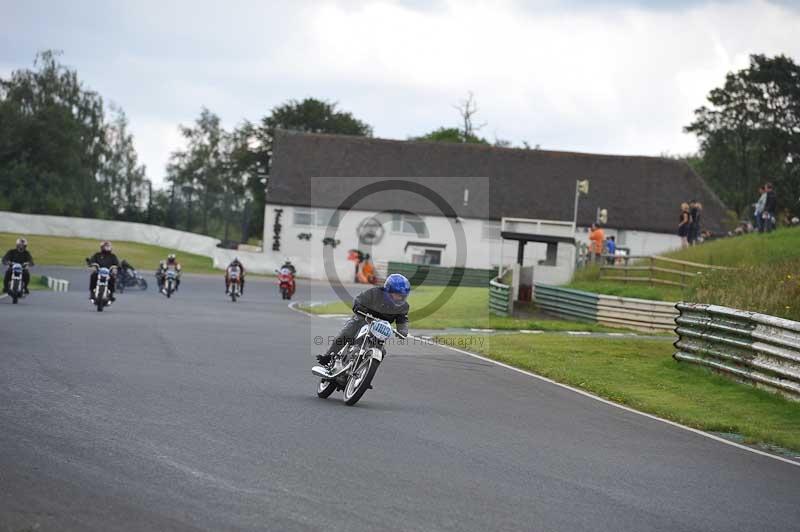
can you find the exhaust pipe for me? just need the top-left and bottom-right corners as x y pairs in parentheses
(311, 360), (352, 380)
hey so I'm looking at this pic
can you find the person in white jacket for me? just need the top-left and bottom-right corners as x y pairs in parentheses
(754, 185), (767, 232)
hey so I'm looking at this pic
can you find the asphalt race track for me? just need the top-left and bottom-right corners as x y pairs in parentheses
(2, 267), (799, 531)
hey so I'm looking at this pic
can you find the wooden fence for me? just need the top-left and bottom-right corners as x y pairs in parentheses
(598, 255), (733, 288)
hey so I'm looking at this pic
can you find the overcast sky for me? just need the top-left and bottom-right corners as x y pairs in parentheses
(2, 0), (799, 187)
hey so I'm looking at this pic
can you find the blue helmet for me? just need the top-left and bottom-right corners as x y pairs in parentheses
(383, 273), (411, 301)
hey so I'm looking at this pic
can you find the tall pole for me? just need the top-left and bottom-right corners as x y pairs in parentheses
(573, 180), (580, 230)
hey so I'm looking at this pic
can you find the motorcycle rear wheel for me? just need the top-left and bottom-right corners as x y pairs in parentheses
(343, 357), (380, 406)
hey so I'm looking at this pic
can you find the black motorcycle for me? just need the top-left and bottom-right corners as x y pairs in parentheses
(88, 263), (117, 312)
(117, 262), (148, 293)
(6, 262), (30, 304)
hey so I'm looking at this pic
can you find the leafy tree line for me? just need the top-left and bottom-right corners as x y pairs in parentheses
(6, 50), (794, 241)
(0, 51), (375, 241)
(0, 51), (529, 241)
(163, 98), (373, 243)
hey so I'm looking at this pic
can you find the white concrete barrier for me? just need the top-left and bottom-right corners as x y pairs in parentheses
(212, 248), (281, 275)
(1, 211), (281, 274)
(1, 211), (220, 256)
(40, 275), (69, 292)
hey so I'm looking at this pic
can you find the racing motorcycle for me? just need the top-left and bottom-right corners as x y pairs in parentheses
(276, 267), (295, 300)
(312, 310), (406, 406)
(117, 263), (147, 292)
(227, 266), (242, 302)
(89, 263), (117, 312)
(7, 262), (29, 304)
(162, 268), (178, 298)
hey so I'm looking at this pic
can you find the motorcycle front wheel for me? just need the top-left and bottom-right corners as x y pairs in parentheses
(138, 279), (148, 290)
(343, 357), (380, 406)
(317, 379), (336, 398)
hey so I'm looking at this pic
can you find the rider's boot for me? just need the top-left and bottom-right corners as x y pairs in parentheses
(316, 352), (333, 366)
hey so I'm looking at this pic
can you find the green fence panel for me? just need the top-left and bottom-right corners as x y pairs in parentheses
(388, 262), (498, 287)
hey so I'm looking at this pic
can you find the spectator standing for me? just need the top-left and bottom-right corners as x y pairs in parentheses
(588, 224), (605, 263)
(689, 201), (702, 245)
(678, 202), (691, 248)
(754, 186), (766, 232)
(763, 183), (777, 232)
(605, 236), (616, 265)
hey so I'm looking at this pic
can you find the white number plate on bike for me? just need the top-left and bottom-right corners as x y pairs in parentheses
(370, 320), (393, 341)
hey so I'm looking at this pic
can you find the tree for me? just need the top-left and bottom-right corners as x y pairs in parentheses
(685, 54), (800, 217)
(101, 106), (147, 220)
(245, 98), (372, 239)
(411, 92), (491, 145)
(0, 50), (109, 216)
(262, 98), (373, 137)
(454, 91), (486, 140)
(411, 127), (488, 144)
(168, 108), (227, 235)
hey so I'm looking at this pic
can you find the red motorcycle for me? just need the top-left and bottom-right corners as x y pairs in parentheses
(276, 267), (295, 300)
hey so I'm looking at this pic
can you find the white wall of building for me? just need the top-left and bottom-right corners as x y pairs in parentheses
(574, 226), (682, 257)
(265, 204), (681, 284)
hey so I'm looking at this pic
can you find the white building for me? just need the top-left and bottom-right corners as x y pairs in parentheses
(264, 131), (728, 284)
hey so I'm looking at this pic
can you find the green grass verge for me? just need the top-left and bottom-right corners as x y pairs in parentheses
(1, 232), (219, 275)
(440, 333), (800, 452)
(302, 285), (616, 332)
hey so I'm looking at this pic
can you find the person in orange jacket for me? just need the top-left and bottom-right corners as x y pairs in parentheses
(588, 223), (605, 263)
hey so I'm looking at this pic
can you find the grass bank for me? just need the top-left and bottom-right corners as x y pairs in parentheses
(568, 227), (800, 320)
(441, 333), (800, 452)
(303, 285), (616, 332)
(0, 233), (219, 275)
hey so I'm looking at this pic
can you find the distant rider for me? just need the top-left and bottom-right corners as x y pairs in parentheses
(87, 241), (120, 302)
(3, 237), (34, 295)
(226, 257), (245, 295)
(156, 253), (182, 293)
(316, 273), (410, 367)
(280, 257), (296, 275)
(279, 257), (296, 295)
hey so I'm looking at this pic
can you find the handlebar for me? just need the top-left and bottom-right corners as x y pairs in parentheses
(356, 310), (408, 339)
(87, 262), (118, 273)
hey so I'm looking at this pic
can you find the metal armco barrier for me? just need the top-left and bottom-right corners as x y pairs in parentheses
(673, 303), (800, 401)
(596, 295), (677, 331)
(534, 283), (678, 332)
(489, 279), (512, 316)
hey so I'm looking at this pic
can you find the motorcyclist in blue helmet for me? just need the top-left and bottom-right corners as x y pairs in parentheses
(316, 273), (411, 366)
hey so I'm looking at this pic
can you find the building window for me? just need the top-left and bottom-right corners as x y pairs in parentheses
(293, 208), (314, 226)
(293, 208), (340, 227)
(482, 221), (501, 240)
(316, 208), (339, 228)
(411, 250), (441, 265)
(392, 213), (428, 237)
